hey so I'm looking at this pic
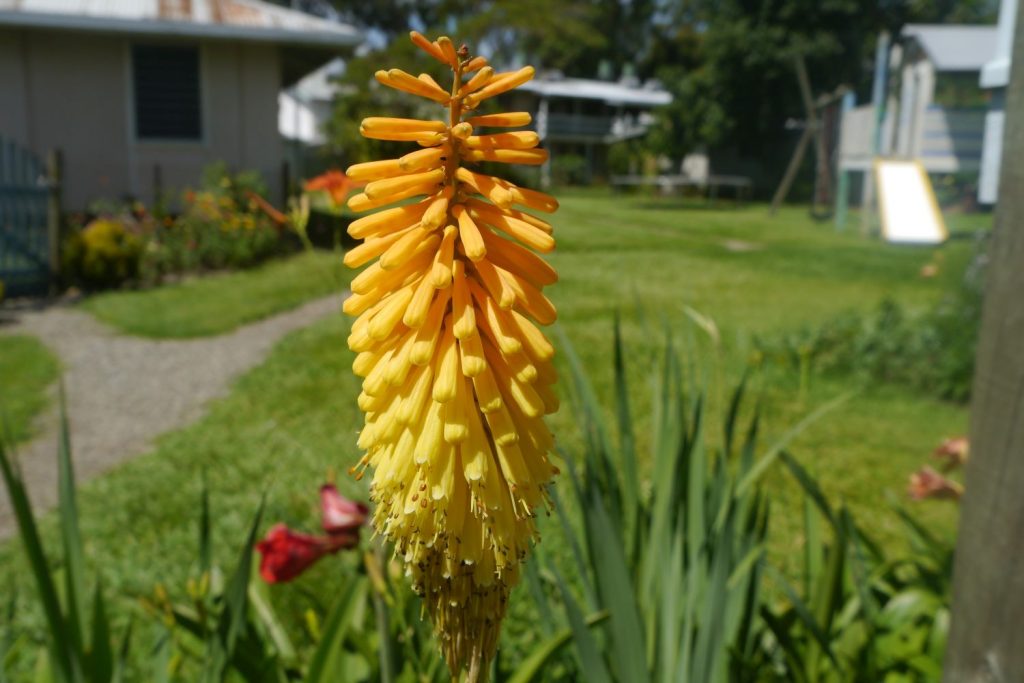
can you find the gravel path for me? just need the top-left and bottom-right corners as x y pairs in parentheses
(0, 295), (342, 536)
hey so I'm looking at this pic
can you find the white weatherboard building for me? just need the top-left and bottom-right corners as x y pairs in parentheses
(978, 0), (1018, 204)
(0, 0), (362, 208)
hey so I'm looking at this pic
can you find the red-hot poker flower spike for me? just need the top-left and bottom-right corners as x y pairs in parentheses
(343, 32), (559, 681)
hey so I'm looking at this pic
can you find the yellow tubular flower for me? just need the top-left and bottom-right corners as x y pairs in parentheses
(345, 32), (560, 682)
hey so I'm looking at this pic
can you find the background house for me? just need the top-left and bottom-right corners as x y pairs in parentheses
(503, 73), (671, 186)
(978, 0), (1018, 204)
(0, 0), (362, 209)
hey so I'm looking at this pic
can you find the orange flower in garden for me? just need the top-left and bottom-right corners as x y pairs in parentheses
(305, 169), (362, 206)
(342, 32), (559, 681)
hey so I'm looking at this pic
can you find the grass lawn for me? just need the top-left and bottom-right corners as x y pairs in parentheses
(0, 335), (59, 445)
(0, 193), (984, 670)
(80, 249), (347, 338)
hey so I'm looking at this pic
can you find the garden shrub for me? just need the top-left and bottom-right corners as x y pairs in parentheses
(62, 217), (144, 290)
(62, 166), (288, 290)
(551, 153), (589, 185)
(756, 242), (986, 402)
(141, 188), (282, 279)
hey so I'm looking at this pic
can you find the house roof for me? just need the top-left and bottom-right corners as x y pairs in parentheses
(901, 24), (998, 71)
(0, 0), (362, 48)
(519, 76), (672, 107)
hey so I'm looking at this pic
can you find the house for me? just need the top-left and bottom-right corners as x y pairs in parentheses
(978, 0), (1018, 204)
(838, 23), (998, 203)
(279, 57), (354, 179)
(502, 73), (671, 185)
(0, 0), (362, 209)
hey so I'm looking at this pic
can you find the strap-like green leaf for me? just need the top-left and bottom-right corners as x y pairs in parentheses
(306, 577), (367, 683)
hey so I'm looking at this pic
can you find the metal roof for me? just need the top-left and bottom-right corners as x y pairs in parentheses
(0, 0), (362, 48)
(902, 24), (998, 71)
(519, 76), (672, 107)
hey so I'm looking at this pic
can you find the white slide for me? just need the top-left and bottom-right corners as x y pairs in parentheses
(875, 160), (948, 245)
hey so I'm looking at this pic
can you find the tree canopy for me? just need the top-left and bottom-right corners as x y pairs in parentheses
(322, 0), (999, 177)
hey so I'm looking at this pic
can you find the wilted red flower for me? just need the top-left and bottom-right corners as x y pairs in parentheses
(256, 485), (368, 583)
(304, 170), (362, 205)
(932, 436), (969, 471)
(908, 466), (963, 501)
(256, 524), (358, 583)
(320, 484), (368, 535)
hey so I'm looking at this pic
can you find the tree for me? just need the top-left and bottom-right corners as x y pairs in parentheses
(943, 5), (1024, 679)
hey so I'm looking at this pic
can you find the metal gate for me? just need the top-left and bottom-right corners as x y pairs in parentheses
(0, 137), (57, 297)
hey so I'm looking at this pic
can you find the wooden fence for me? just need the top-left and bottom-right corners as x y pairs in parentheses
(0, 137), (60, 297)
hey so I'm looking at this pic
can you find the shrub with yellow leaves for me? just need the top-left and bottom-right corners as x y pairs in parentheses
(343, 32), (560, 682)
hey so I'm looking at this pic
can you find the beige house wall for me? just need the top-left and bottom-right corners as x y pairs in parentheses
(0, 28), (284, 209)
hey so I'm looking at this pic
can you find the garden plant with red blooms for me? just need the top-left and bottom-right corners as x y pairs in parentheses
(256, 484), (368, 583)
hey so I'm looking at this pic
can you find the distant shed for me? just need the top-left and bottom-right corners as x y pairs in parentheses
(837, 23), (1001, 206)
(503, 74), (671, 185)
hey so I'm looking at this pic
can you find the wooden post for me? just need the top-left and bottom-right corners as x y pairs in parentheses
(46, 148), (62, 294)
(280, 159), (291, 205)
(834, 90), (855, 231)
(943, 6), (1024, 681)
(861, 31), (890, 236)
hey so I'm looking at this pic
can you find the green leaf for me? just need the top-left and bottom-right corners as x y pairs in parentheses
(85, 582), (112, 682)
(524, 558), (556, 638)
(737, 391), (854, 495)
(206, 496), (264, 680)
(198, 472), (212, 574)
(584, 486), (649, 683)
(306, 577), (367, 683)
(506, 611), (609, 683)
(56, 391), (88, 663)
(551, 473), (597, 610)
(780, 451), (837, 530)
(553, 569), (613, 683)
(612, 315), (640, 564)
(249, 582), (297, 662)
(0, 433), (78, 682)
(722, 371), (749, 458)
(758, 607), (809, 683)
(764, 566), (840, 671)
(841, 508), (880, 621)
(110, 618), (133, 683)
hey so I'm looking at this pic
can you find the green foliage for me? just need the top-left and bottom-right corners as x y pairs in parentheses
(748, 453), (952, 682)
(549, 154), (589, 186)
(62, 218), (143, 290)
(521, 323), (954, 681)
(62, 165), (287, 291)
(0, 397), (132, 681)
(141, 166), (284, 281)
(756, 243), (986, 403)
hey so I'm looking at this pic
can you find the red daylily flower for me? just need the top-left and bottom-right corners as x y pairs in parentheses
(304, 170), (362, 206)
(908, 466), (963, 502)
(320, 484), (369, 536)
(256, 524), (358, 583)
(256, 485), (368, 583)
